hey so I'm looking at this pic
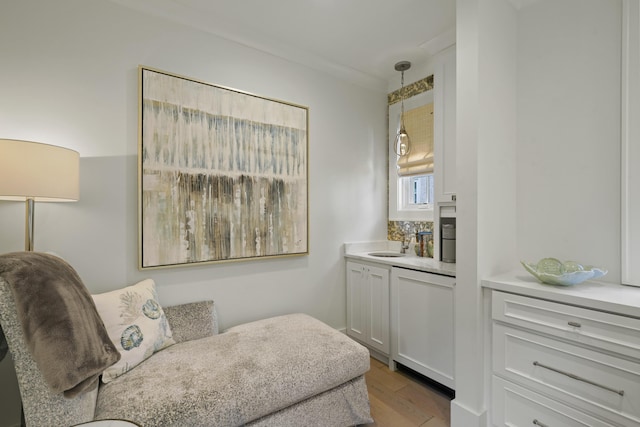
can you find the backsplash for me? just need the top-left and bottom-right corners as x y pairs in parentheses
(388, 221), (433, 241)
(388, 75), (434, 106)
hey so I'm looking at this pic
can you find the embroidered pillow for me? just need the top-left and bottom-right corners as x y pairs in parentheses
(92, 279), (174, 383)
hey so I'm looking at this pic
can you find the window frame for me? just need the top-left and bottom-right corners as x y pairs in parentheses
(400, 174), (434, 211)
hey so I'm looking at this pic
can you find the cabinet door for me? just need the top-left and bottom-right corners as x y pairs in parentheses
(622, 1), (640, 286)
(346, 261), (390, 355)
(434, 48), (456, 204)
(366, 264), (390, 354)
(346, 261), (367, 343)
(391, 267), (455, 389)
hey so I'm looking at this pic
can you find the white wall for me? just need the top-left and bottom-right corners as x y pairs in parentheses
(0, 1), (388, 425)
(516, 0), (622, 281)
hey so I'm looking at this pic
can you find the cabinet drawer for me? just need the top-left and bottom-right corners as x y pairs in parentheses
(492, 291), (640, 360)
(493, 323), (640, 425)
(492, 376), (616, 427)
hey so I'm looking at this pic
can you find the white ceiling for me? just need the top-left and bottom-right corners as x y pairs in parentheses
(109, 0), (457, 91)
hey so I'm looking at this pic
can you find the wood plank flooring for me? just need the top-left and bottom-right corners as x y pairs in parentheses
(363, 358), (451, 427)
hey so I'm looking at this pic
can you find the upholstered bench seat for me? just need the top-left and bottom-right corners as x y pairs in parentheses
(0, 252), (372, 427)
(94, 313), (371, 427)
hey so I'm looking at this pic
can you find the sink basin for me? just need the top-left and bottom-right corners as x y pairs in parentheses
(367, 251), (406, 258)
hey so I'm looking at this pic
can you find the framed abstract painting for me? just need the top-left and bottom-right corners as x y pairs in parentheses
(138, 66), (308, 269)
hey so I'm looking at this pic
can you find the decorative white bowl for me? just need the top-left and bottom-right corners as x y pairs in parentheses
(521, 258), (607, 286)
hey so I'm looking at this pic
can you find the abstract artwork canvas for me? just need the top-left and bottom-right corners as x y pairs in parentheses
(139, 67), (308, 269)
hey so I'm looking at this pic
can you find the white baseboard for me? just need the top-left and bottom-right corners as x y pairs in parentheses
(451, 399), (487, 427)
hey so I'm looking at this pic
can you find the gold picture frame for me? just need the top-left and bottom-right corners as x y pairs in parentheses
(138, 66), (309, 269)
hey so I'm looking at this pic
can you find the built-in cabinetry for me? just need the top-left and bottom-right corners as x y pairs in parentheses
(346, 260), (390, 356)
(433, 47), (456, 206)
(390, 267), (455, 389)
(432, 48), (456, 262)
(345, 254), (456, 390)
(490, 290), (640, 426)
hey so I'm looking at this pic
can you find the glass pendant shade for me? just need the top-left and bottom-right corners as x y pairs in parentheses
(393, 60), (412, 157)
(394, 125), (411, 156)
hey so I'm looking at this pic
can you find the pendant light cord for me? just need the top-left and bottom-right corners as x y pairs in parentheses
(400, 70), (406, 127)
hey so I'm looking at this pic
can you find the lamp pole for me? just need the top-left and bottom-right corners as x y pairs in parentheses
(25, 198), (35, 251)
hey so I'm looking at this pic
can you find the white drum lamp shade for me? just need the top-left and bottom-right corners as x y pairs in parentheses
(0, 139), (79, 250)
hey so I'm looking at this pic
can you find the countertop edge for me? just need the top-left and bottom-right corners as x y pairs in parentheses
(344, 252), (456, 277)
(482, 272), (640, 318)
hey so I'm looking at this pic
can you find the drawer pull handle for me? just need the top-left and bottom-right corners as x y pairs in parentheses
(533, 361), (625, 396)
(567, 321), (582, 328)
(533, 420), (548, 427)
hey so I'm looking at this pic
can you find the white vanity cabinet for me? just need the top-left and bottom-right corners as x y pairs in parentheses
(390, 267), (455, 389)
(490, 290), (640, 427)
(346, 260), (390, 356)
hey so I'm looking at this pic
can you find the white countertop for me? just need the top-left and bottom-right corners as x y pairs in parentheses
(483, 271), (640, 319)
(344, 241), (456, 277)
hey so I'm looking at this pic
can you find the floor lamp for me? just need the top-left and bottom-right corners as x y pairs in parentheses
(0, 138), (79, 426)
(0, 139), (79, 251)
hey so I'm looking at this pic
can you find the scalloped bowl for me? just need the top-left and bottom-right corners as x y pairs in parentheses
(521, 258), (607, 286)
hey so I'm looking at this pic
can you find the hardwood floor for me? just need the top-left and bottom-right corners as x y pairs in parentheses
(363, 358), (452, 427)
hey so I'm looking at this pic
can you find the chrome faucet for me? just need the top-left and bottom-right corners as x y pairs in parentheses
(400, 227), (412, 254)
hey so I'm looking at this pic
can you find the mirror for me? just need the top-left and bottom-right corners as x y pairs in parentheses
(388, 77), (435, 222)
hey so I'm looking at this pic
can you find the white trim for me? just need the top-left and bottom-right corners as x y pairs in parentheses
(450, 399), (487, 427)
(419, 27), (456, 57)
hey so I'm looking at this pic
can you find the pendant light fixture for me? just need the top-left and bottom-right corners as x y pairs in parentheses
(394, 60), (412, 156)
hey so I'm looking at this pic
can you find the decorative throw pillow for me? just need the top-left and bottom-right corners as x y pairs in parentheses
(92, 279), (175, 383)
(163, 300), (216, 344)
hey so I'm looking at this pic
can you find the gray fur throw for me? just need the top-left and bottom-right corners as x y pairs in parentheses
(0, 252), (120, 398)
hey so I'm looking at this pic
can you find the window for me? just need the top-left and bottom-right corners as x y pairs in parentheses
(401, 174), (434, 210)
